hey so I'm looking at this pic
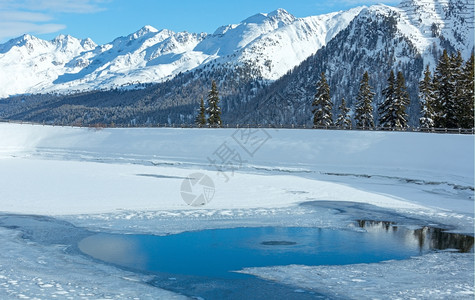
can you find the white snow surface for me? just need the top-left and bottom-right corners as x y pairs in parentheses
(0, 123), (473, 299)
(0, 123), (472, 217)
(239, 252), (474, 299)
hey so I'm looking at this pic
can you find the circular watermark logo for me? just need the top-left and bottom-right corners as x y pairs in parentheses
(180, 173), (215, 206)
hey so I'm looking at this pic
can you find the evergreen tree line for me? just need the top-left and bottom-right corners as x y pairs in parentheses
(419, 50), (474, 129)
(312, 70), (408, 129)
(312, 50), (474, 129)
(195, 80), (222, 126)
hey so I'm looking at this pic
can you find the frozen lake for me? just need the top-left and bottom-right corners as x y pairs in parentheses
(0, 124), (473, 299)
(0, 212), (473, 299)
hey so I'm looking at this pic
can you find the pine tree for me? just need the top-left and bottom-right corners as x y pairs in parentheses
(206, 80), (222, 126)
(335, 97), (352, 128)
(355, 71), (375, 128)
(431, 72), (442, 127)
(433, 50), (468, 128)
(378, 70), (396, 128)
(449, 51), (464, 128)
(458, 52), (474, 128)
(434, 50), (454, 128)
(393, 71), (410, 128)
(312, 72), (333, 127)
(419, 65), (436, 128)
(195, 97), (206, 126)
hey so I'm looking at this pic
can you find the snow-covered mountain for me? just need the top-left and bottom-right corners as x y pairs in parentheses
(0, 8), (362, 98)
(230, 0), (474, 126)
(0, 27), (207, 97)
(0, 34), (97, 97)
(195, 7), (364, 80)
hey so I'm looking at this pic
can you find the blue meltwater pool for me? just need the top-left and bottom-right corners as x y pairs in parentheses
(78, 222), (474, 278)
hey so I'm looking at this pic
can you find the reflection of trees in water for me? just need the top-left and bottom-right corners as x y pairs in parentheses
(427, 228), (474, 253)
(357, 220), (396, 231)
(413, 227), (428, 251)
(413, 227), (474, 253)
(357, 220), (474, 253)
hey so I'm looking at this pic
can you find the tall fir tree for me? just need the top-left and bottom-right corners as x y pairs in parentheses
(419, 65), (436, 128)
(458, 52), (474, 128)
(449, 51), (464, 128)
(434, 50), (454, 128)
(431, 71), (442, 127)
(206, 80), (222, 126)
(393, 71), (410, 128)
(433, 50), (470, 128)
(312, 72), (333, 127)
(335, 97), (352, 128)
(355, 71), (375, 128)
(378, 70), (396, 128)
(195, 97), (206, 126)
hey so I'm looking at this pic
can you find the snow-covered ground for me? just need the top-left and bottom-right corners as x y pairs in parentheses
(0, 123), (473, 299)
(239, 251), (474, 299)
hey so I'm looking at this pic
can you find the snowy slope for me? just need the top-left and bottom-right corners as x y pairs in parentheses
(0, 123), (472, 218)
(0, 8), (362, 97)
(397, 0), (474, 66)
(222, 7), (365, 80)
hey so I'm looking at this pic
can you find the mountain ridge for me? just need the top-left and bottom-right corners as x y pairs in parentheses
(227, 0), (474, 126)
(0, 7), (362, 98)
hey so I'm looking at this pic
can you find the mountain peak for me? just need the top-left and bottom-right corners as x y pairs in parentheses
(398, 0), (440, 7)
(11, 34), (41, 46)
(242, 8), (296, 25)
(268, 8), (293, 19)
(141, 25), (159, 33)
(268, 8), (296, 24)
(20, 33), (33, 41)
(53, 34), (76, 42)
(0, 34), (39, 53)
(130, 25), (159, 39)
(14, 34), (38, 44)
(49, 34), (97, 51)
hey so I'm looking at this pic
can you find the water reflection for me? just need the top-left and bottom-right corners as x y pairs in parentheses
(78, 234), (148, 268)
(78, 224), (474, 279)
(416, 227), (474, 253)
(357, 220), (474, 253)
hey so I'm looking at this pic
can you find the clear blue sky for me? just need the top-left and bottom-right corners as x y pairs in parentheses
(0, 0), (401, 45)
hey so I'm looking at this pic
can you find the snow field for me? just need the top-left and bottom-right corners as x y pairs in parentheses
(0, 123), (472, 216)
(0, 123), (473, 299)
